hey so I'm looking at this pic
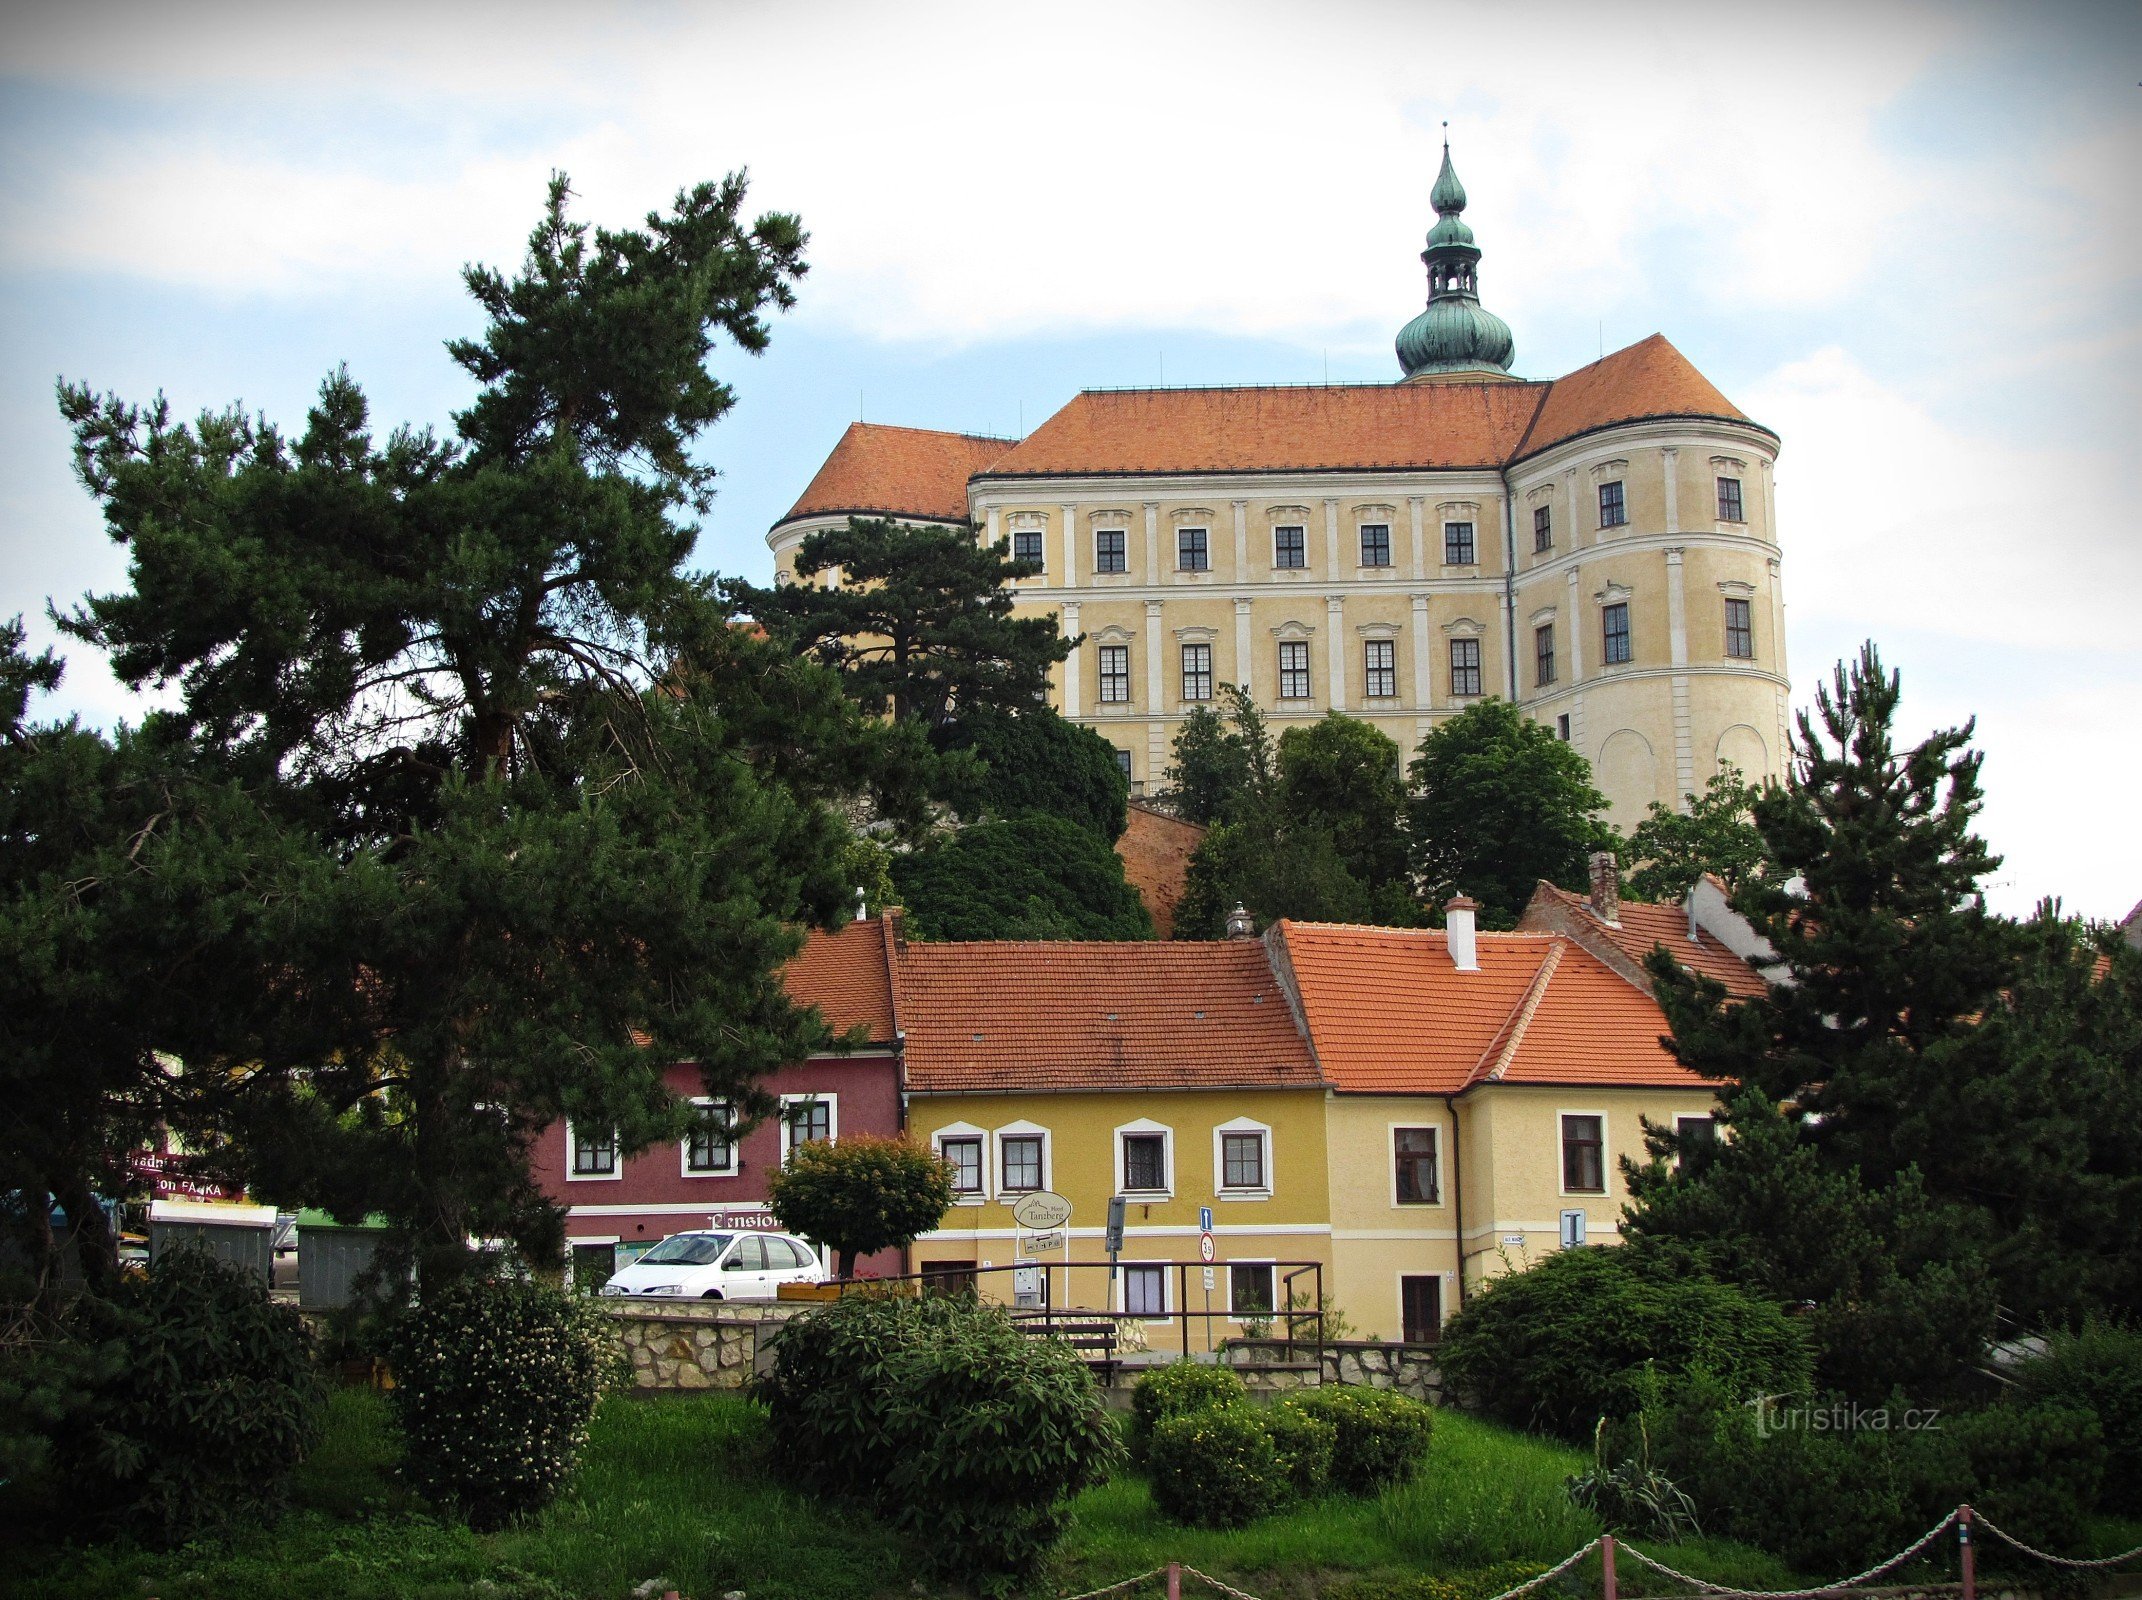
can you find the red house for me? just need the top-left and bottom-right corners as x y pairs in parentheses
(532, 915), (905, 1286)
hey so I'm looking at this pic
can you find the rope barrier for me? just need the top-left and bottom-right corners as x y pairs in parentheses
(1971, 1513), (2142, 1571)
(1177, 1565), (1275, 1600)
(1481, 1537), (1610, 1600)
(1052, 1568), (1169, 1600)
(1614, 1513), (1960, 1600)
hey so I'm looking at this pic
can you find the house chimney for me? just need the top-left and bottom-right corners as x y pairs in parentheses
(1588, 851), (1621, 927)
(854, 887), (868, 923)
(1445, 895), (1480, 972)
(1225, 902), (1256, 940)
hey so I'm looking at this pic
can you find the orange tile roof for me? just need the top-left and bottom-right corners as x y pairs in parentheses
(1531, 884), (1767, 999)
(782, 917), (899, 1043)
(1272, 922), (1709, 1094)
(895, 940), (1319, 1094)
(1513, 334), (1761, 461)
(976, 383), (1547, 479)
(778, 422), (1013, 528)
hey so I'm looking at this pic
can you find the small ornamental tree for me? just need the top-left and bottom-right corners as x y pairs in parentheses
(765, 1133), (956, 1277)
(1624, 765), (1766, 903)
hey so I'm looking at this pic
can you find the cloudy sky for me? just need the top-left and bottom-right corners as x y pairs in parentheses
(2, 0), (2136, 917)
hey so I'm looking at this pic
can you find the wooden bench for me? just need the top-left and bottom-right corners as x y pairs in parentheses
(1011, 1315), (1121, 1381)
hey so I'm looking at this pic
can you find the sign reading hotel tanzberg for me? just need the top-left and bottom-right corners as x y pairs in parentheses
(1011, 1191), (1071, 1231)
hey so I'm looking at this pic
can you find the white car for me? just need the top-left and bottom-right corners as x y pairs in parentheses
(600, 1230), (826, 1300)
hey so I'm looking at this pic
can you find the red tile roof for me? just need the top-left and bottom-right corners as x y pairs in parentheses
(895, 940), (1319, 1094)
(1272, 921), (1709, 1094)
(782, 917), (899, 1043)
(1528, 884), (1767, 999)
(1513, 334), (1759, 461)
(778, 422), (1014, 528)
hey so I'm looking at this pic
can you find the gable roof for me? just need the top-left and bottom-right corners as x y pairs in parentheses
(1512, 334), (1761, 461)
(1271, 921), (1708, 1094)
(1520, 882), (1768, 1000)
(895, 939), (1319, 1094)
(777, 422), (1014, 529)
(782, 916), (900, 1044)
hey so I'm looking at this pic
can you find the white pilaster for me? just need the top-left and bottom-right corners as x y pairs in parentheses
(1233, 597), (1254, 698)
(985, 507), (1001, 549)
(1145, 599), (1167, 786)
(1232, 500), (1248, 579)
(1565, 568), (1585, 683)
(1061, 503), (1079, 588)
(1061, 601), (1082, 718)
(1144, 501), (1160, 585)
(1324, 498), (1341, 581)
(1410, 593), (1432, 712)
(1661, 448), (1680, 536)
(1408, 496), (1426, 581)
(1564, 471), (1581, 550)
(1326, 595), (1347, 712)
(1666, 547), (1694, 808)
(1769, 556), (1790, 777)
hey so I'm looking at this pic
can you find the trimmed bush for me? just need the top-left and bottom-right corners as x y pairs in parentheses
(1149, 1405), (1290, 1527)
(384, 1275), (610, 1529)
(1437, 1247), (1811, 1438)
(757, 1292), (1118, 1593)
(50, 1247), (324, 1545)
(1263, 1402), (1338, 1498)
(1128, 1359), (1251, 1464)
(2011, 1320), (2142, 1514)
(1284, 1386), (1435, 1493)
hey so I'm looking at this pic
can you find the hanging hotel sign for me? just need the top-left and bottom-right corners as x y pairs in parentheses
(1010, 1191), (1072, 1231)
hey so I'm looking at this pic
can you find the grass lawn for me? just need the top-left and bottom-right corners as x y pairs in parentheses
(4, 1387), (1801, 1600)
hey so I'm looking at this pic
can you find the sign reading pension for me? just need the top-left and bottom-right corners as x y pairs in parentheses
(1010, 1191), (1072, 1231)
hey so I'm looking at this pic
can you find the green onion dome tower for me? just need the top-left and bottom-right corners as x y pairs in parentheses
(1395, 139), (1517, 381)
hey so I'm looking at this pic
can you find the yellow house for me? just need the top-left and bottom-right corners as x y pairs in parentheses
(1267, 906), (1727, 1342)
(896, 935), (1331, 1353)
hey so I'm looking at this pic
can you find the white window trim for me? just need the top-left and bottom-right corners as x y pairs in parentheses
(1224, 1258), (1278, 1320)
(679, 1097), (739, 1179)
(992, 1118), (1053, 1199)
(1673, 1113), (1719, 1170)
(933, 1120), (989, 1204)
(1558, 1108), (1610, 1198)
(564, 1118), (621, 1183)
(1119, 1258), (1173, 1322)
(779, 1092), (839, 1165)
(1388, 1121), (1444, 1208)
(1211, 1116), (1273, 1201)
(1113, 1116), (1174, 1200)
(1395, 1270), (1452, 1342)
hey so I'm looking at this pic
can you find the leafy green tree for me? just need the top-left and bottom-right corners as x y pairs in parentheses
(892, 814), (1152, 942)
(936, 705), (1128, 842)
(1405, 698), (1614, 926)
(1161, 701), (1254, 825)
(50, 173), (905, 1284)
(1624, 765), (1766, 903)
(731, 516), (1071, 727)
(765, 1133), (956, 1277)
(1276, 714), (1409, 892)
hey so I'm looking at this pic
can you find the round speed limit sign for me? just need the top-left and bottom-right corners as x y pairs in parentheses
(1199, 1232), (1215, 1263)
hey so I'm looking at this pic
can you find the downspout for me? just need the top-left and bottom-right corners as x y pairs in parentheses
(1442, 1092), (1467, 1310)
(1500, 472), (1519, 703)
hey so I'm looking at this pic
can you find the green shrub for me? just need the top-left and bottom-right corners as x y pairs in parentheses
(1437, 1248), (1811, 1438)
(49, 1247), (324, 1545)
(1127, 1360), (1251, 1464)
(2012, 1320), (2142, 1514)
(1943, 1401), (2105, 1555)
(1262, 1402), (1338, 1497)
(384, 1275), (610, 1529)
(1285, 1386), (1435, 1493)
(1148, 1405), (1290, 1527)
(757, 1292), (1118, 1592)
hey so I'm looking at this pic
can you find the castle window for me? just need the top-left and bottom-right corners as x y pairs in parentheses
(1556, 713), (1571, 741)
(1360, 524), (1391, 567)
(1725, 598), (1754, 659)
(1364, 639), (1396, 699)
(1012, 528), (1044, 566)
(684, 1101), (735, 1175)
(1114, 748), (1132, 780)
(1598, 481), (1627, 529)
(1602, 602), (1632, 665)
(1095, 528), (1127, 573)
(1177, 527), (1209, 572)
(1181, 643), (1213, 703)
(1443, 521), (1476, 566)
(1533, 504), (1553, 552)
(1449, 638), (1483, 698)
(1278, 641), (1311, 700)
(1098, 645), (1131, 704)
(1535, 623), (1556, 687)
(1717, 477), (1745, 522)
(1274, 525), (1306, 569)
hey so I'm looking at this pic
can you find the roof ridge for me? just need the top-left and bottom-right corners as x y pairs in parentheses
(1471, 941), (1564, 1087)
(846, 419), (1017, 443)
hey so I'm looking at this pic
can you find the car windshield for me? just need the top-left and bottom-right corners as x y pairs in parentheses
(637, 1233), (731, 1266)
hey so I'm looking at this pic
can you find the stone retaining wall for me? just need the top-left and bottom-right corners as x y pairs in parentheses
(605, 1298), (812, 1391)
(1321, 1340), (1443, 1402)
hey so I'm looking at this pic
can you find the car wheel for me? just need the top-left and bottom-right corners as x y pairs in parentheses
(701, 1290), (724, 1301)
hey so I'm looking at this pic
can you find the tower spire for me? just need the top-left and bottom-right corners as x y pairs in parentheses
(1394, 135), (1516, 381)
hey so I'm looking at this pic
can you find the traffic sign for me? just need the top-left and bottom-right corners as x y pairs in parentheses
(1202, 1265), (1216, 1293)
(1023, 1229), (1065, 1255)
(1200, 1206), (1213, 1232)
(1199, 1232), (1216, 1263)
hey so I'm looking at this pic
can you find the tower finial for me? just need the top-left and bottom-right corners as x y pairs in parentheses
(1394, 136), (1516, 381)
